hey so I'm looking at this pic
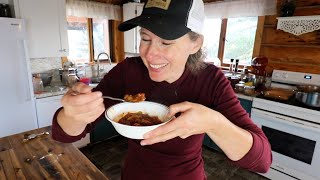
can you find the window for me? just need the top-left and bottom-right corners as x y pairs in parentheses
(203, 17), (258, 67)
(92, 19), (110, 60)
(67, 17), (110, 64)
(203, 18), (221, 66)
(67, 17), (89, 63)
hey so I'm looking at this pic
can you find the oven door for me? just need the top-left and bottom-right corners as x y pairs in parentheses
(251, 108), (320, 180)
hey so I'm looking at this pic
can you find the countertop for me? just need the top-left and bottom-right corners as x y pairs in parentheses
(35, 83), (99, 99)
(0, 126), (108, 179)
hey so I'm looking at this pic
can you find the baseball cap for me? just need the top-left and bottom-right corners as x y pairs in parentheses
(118, 0), (205, 40)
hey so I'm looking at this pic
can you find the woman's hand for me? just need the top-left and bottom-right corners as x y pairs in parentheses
(57, 82), (105, 136)
(140, 101), (220, 145)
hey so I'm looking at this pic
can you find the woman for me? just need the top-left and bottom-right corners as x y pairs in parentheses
(52, 0), (272, 179)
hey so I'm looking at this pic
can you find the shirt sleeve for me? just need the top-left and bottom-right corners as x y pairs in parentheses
(51, 58), (129, 143)
(211, 68), (272, 173)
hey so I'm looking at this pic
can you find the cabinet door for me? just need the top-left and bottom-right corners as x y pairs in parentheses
(239, 98), (252, 116)
(90, 119), (118, 143)
(36, 95), (62, 128)
(17, 0), (68, 58)
(123, 3), (143, 54)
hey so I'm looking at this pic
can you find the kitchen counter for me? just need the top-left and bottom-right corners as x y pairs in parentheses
(35, 83), (99, 99)
(236, 93), (254, 101)
(0, 126), (108, 179)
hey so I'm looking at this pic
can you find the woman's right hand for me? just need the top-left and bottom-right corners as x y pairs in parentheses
(57, 82), (105, 136)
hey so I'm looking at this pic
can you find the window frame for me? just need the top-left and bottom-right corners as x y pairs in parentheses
(66, 17), (110, 63)
(212, 16), (264, 70)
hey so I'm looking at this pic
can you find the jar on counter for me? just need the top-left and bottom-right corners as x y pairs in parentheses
(235, 83), (245, 93)
(32, 77), (44, 94)
(67, 73), (79, 87)
(244, 85), (255, 96)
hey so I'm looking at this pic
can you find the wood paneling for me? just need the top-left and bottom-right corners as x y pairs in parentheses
(110, 20), (125, 63)
(252, 16), (265, 57)
(259, 0), (320, 74)
(263, 27), (320, 45)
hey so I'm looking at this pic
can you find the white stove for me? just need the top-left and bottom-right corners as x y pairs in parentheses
(251, 70), (320, 180)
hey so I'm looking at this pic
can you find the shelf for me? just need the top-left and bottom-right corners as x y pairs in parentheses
(276, 15), (320, 36)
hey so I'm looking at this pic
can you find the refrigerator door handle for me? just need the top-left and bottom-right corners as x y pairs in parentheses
(17, 40), (32, 102)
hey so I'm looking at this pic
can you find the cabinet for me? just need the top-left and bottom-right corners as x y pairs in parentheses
(203, 97), (253, 151)
(90, 119), (118, 143)
(122, 2), (143, 54)
(36, 95), (63, 128)
(14, 0), (68, 58)
(35, 95), (89, 148)
(239, 98), (252, 116)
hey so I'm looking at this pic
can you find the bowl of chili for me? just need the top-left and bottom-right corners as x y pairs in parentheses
(105, 101), (171, 139)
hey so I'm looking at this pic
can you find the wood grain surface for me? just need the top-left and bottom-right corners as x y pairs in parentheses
(0, 127), (108, 180)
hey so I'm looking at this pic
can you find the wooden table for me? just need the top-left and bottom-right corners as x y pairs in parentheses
(0, 126), (108, 179)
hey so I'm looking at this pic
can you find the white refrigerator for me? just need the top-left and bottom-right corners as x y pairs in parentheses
(0, 17), (38, 137)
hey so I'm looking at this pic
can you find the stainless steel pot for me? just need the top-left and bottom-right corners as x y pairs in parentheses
(296, 85), (320, 93)
(295, 92), (320, 107)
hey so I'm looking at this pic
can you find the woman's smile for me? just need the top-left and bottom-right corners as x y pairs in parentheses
(149, 63), (168, 69)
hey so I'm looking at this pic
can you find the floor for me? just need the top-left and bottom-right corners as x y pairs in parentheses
(80, 136), (269, 180)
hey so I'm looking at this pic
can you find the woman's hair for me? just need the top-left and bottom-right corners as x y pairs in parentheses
(186, 31), (207, 75)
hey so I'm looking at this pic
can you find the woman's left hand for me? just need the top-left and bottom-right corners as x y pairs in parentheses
(141, 101), (220, 146)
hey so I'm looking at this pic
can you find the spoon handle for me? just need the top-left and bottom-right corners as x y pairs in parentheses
(103, 96), (125, 102)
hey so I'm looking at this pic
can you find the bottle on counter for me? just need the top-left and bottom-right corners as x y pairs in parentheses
(234, 59), (239, 73)
(229, 59), (234, 72)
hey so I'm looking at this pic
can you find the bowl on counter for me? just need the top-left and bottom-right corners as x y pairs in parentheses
(105, 101), (171, 139)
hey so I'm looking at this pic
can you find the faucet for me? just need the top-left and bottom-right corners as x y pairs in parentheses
(96, 52), (111, 77)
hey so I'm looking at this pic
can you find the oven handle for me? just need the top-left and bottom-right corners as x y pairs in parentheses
(251, 108), (320, 131)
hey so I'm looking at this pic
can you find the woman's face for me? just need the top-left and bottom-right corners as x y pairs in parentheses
(139, 28), (201, 83)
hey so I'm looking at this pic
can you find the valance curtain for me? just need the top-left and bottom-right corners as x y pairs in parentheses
(66, 0), (121, 20)
(204, 0), (277, 18)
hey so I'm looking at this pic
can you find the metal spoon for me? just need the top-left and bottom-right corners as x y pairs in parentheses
(103, 96), (125, 102)
(71, 91), (125, 102)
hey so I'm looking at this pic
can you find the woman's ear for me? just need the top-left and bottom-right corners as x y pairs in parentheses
(189, 35), (204, 54)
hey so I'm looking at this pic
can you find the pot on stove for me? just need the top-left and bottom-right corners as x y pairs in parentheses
(295, 92), (320, 107)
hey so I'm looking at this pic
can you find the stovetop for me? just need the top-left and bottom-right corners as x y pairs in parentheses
(252, 96), (320, 124)
(256, 95), (320, 111)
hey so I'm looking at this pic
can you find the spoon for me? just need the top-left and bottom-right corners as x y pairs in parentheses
(71, 91), (145, 103)
(103, 96), (125, 102)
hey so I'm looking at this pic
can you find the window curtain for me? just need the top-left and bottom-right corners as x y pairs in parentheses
(66, 0), (121, 20)
(204, 0), (277, 18)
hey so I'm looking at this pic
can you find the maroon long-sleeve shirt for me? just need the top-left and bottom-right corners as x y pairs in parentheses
(52, 57), (272, 180)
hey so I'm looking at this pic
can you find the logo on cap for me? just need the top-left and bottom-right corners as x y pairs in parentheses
(145, 0), (171, 10)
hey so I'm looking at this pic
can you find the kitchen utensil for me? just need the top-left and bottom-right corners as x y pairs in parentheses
(23, 131), (49, 142)
(295, 92), (320, 107)
(103, 96), (125, 102)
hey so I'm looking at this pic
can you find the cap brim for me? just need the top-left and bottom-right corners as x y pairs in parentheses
(118, 14), (190, 40)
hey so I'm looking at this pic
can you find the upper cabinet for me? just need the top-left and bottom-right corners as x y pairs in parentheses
(14, 0), (68, 58)
(122, 2), (143, 54)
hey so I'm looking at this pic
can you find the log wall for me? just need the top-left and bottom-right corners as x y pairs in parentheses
(260, 0), (320, 74)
